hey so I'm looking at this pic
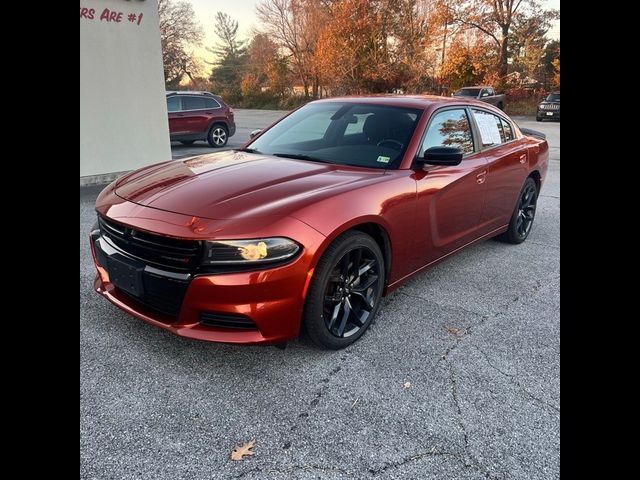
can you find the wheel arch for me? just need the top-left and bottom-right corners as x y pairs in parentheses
(206, 120), (229, 134)
(310, 217), (393, 291)
(528, 170), (542, 192)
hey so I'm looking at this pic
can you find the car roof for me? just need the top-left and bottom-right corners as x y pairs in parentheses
(458, 86), (492, 89)
(310, 94), (495, 110)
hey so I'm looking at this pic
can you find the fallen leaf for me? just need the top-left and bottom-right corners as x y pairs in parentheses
(351, 398), (359, 408)
(231, 439), (256, 461)
(403, 381), (411, 390)
(445, 326), (462, 337)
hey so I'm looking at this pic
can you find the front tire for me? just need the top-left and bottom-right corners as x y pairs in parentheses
(303, 231), (385, 349)
(497, 177), (538, 244)
(207, 124), (228, 148)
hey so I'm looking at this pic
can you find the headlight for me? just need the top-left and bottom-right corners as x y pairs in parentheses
(538, 104), (546, 110)
(202, 238), (300, 265)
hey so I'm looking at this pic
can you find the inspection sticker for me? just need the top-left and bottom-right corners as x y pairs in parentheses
(376, 156), (391, 164)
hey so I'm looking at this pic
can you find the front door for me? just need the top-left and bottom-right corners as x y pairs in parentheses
(167, 96), (190, 136)
(415, 107), (489, 265)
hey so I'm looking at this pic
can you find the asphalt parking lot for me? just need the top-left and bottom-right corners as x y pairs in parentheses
(80, 112), (559, 480)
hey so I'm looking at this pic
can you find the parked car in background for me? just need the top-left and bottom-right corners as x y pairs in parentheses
(453, 86), (505, 110)
(536, 92), (560, 121)
(166, 91), (236, 147)
(91, 95), (548, 349)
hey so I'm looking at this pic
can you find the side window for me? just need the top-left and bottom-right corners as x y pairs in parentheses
(422, 109), (475, 155)
(487, 88), (494, 96)
(167, 96), (181, 112)
(472, 109), (505, 147)
(500, 118), (514, 141)
(204, 98), (221, 109)
(182, 96), (207, 111)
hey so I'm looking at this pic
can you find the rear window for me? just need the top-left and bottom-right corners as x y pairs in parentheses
(472, 109), (506, 147)
(204, 98), (221, 109)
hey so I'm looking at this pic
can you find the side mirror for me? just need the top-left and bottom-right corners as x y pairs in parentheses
(419, 146), (463, 166)
(249, 129), (262, 139)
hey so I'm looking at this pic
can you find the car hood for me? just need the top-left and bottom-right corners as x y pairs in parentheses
(114, 150), (387, 220)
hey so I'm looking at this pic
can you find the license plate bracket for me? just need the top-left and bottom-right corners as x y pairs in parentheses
(108, 255), (144, 297)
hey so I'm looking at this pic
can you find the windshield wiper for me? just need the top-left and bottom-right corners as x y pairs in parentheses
(236, 147), (262, 153)
(271, 153), (334, 164)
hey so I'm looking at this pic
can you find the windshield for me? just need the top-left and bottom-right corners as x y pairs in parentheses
(453, 88), (481, 97)
(546, 93), (560, 102)
(246, 102), (423, 169)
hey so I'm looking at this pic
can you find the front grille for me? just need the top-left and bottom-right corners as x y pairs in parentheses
(200, 311), (257, 330)
(98, 216), (202, 272)
(543, 104), (559, 110)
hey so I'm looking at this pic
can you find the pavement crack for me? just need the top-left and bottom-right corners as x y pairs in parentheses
(236, 464), (354, 478)
(367, 446), (454, 475)
(396, 291), (486, 317)
(445, 358), (502, 480)
(473, 345), (560, 414)
(447, 360), (470, 451)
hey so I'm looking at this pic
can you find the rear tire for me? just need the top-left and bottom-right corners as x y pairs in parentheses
(536, 117), (542, 122)
(207, 124), (228, 148)
(303, 231), (385, 350)
(497, 177), (538, 244)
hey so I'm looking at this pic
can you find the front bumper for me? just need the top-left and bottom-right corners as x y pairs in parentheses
(90, 227), (317, 345)
(537, 109), (560, 119)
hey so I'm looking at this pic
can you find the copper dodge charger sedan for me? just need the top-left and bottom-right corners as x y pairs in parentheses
(90, 96), (548, 349)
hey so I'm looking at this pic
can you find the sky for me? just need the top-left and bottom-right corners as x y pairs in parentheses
(189, 0), (560, 64)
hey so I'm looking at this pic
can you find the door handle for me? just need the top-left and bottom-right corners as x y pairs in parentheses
(176, 113), (186, 117)
(519, 154), (527, 164)
(476, 171), (487, 184)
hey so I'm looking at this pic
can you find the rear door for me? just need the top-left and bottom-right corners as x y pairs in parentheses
(181, 96), (212, 134)
(470, 109), (528, 228)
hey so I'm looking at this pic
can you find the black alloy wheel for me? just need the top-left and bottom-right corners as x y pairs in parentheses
(323, 247), (380, 338)
(498, 177), (538, 244)
(303, 231), (385, 349)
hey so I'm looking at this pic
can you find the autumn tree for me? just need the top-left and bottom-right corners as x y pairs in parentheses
(552, 56), (559, 89)
(440, 32), (495, 90)
(450, 0), (558, 81)
(158, 0), (204, 88)
(240, 33), (284, 100)
(256, 0), (329, 98)
(209, 12), (247, 103)
(387, 0), (436, 93)
(540, 40), (559, 90)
